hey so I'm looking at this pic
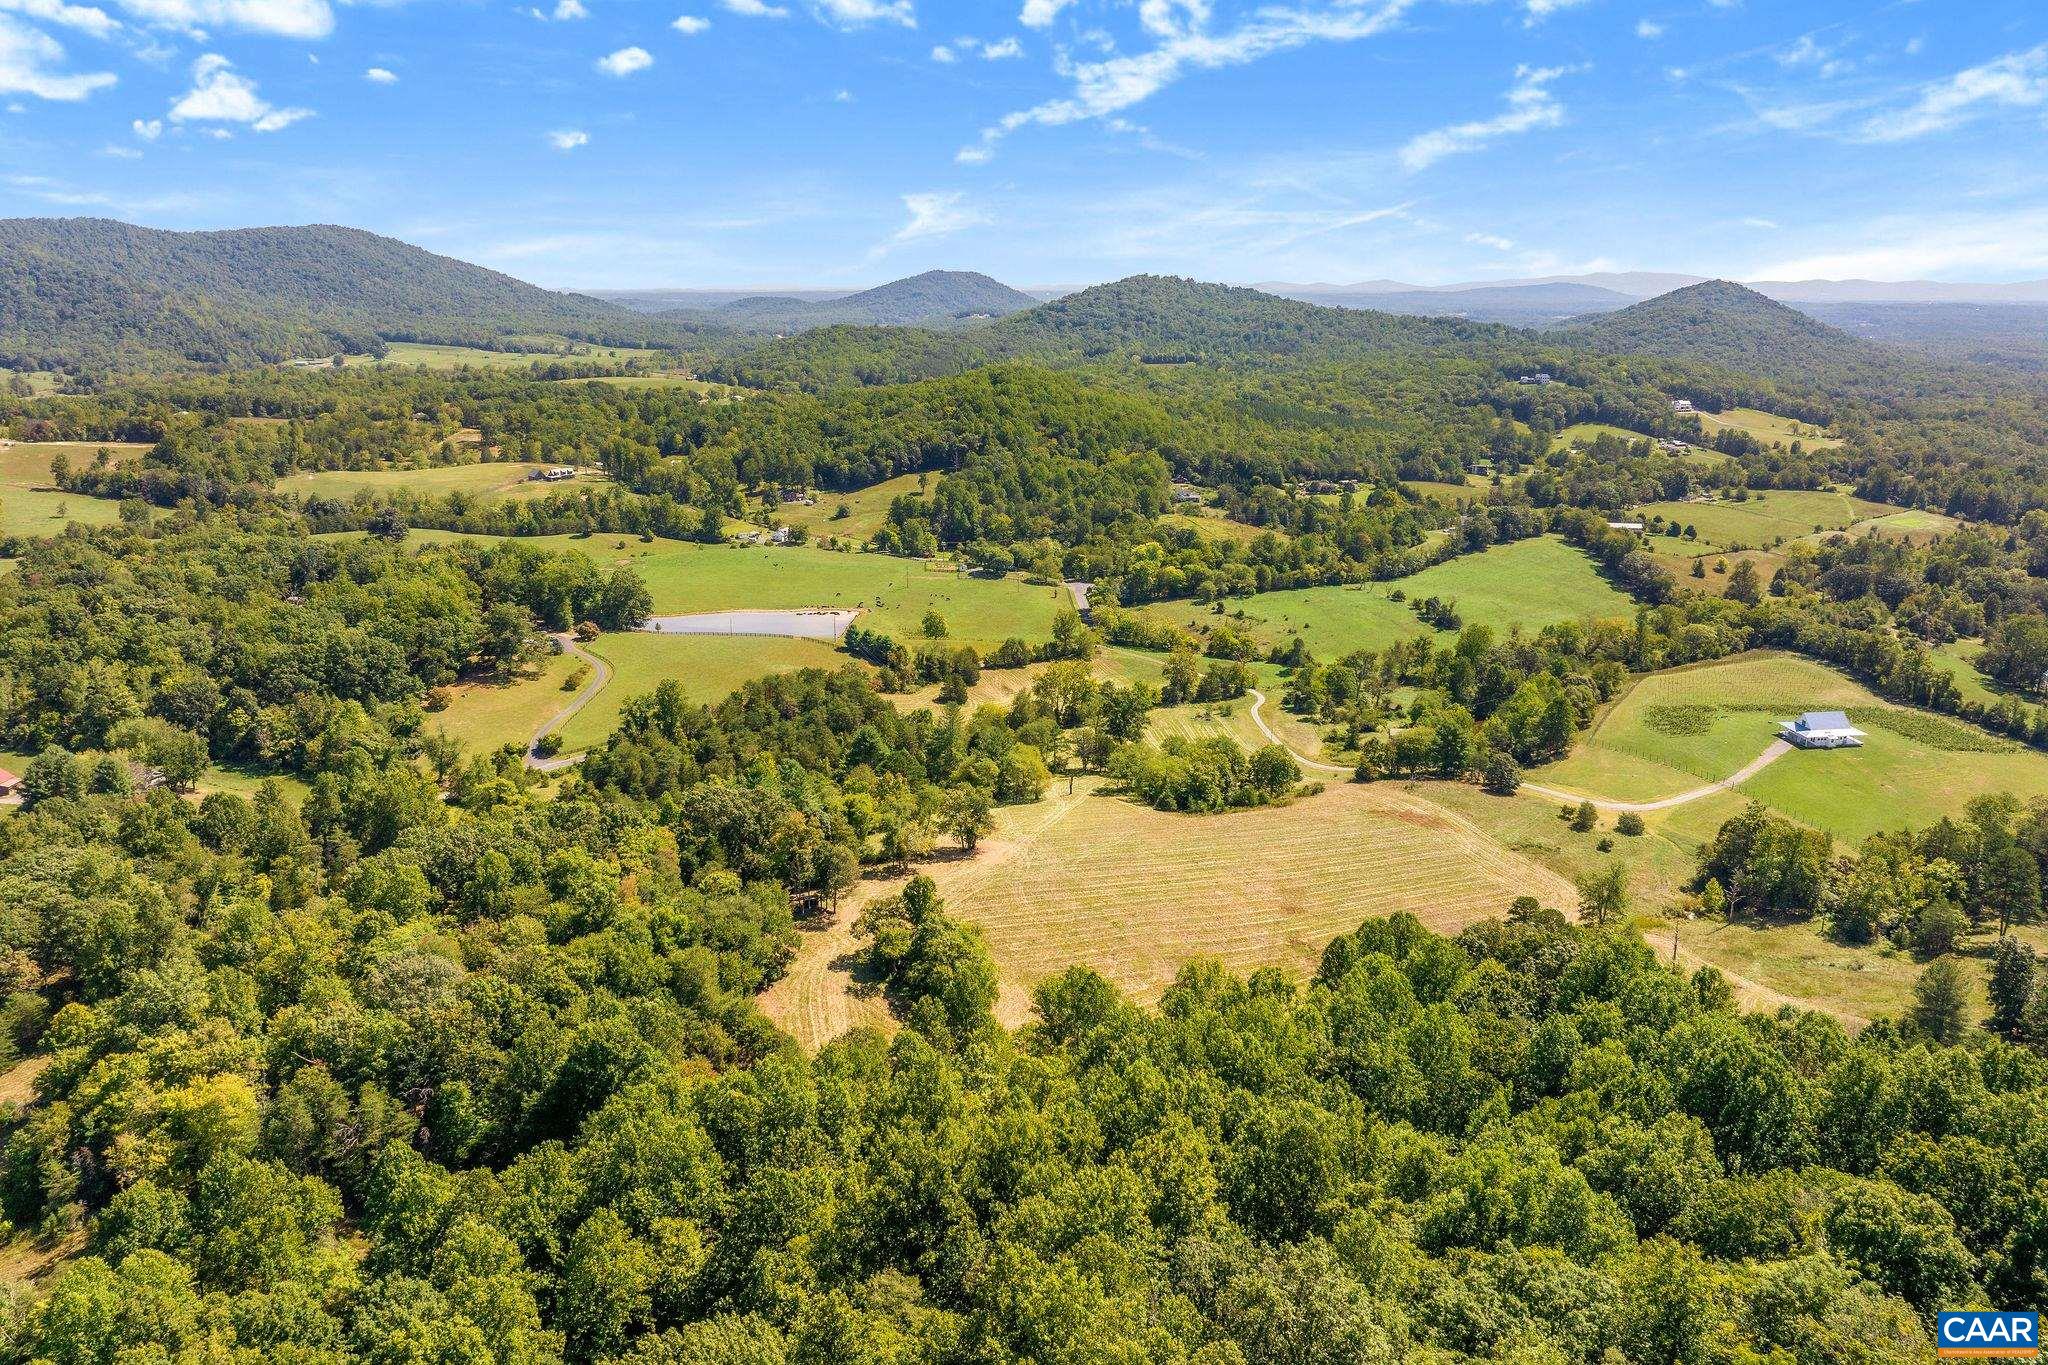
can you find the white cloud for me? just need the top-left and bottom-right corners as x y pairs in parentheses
(100, 140), (138, 155)
(961, 0), (1413, 165)
(937, 35), (1020, 62)
(1465, 231), (1514, 251)
(671, 12), (707, 32)
(1754, 207), (2048, 279)
(929, 42), (953, 61)
(833, 86), (852, 100)
(364, 65), (396, 82)
(109, 0), (333, 39)
(1742, 216), (1778, 230)
(597, 44), (651, 75)
(979, 35), (1020, 59)
(0, 14), (113, 99)
(1522, 0), (1590, 23)
(168, 51), (310, 130)
(1018, 0), (1071, 27)
(552, 0), (585, 15)
(132, 115), (158, 136)
(1860, 45), (2048, 142)
(810, 0), (911, 26)
(1635, 19), (1662, 40)
(1399, 64), (1572, 172)
(548, 128), (588, 149)
(0, 0), (118, 40)
(721, 0), (786, 14)
(883, 190), (988, 249)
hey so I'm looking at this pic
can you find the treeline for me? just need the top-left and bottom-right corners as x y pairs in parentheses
(0, 519), (648, 779)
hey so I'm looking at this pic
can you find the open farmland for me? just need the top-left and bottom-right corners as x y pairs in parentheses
(1528, 650), (2048, 842)
(762, 777), (1576, 1044)
(0, 441), (145, 538)
(1638, 488), (1899, 552)
(556, 632), (845, 751)
(429, 648), (583, 755)
(278, 461), (611, 504)
(340, 341), (669, 369)
(770, 471), (925, 544)
(1693, 406), (1842, 450)
(1133, 535), (1632, 659)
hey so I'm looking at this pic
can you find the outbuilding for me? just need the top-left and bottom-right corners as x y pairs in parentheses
(1778, 711), (1866, 749)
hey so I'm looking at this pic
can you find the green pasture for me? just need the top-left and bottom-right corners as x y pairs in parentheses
(558, 633), (846, 751)
(1134, 536), (1632, 660)
(277, 462), (611, 504)
(1529, 651), (2048, 842)
(1693, 406), (1841, 450)
(1638, 489), (1896, 552)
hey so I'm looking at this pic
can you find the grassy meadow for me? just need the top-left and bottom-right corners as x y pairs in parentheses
(341, 341), (669, 370)
(278, 462), (611, 504)
(1528, 651), (2048, 842)
(0, 441), (145, 538)
(1639, 489), (1898, 552)
(1134, 536), (1633, 659)
(771, 472), (926, 545)
(1693, 406), (1842, 450)
(780, 777), (1578, 1033)
(556, 633), (845, 751)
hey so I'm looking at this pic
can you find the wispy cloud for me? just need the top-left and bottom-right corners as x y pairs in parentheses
(721, 0), (787, 17)
(876, 189), (988, 254)
(169, 52), (310, 130)
(1465, 231), (1514, 250)
(0, 0), (119, 40)
(1754, 206), (2048, 279)
(810, 0), (910, 27)
(672, 13), (708, 32)
(1860, 44), (2047, 142)
(0, 12), (114, 99)
(364, 65), (396, 83)
(1635, 19), (1662, 40)
(109, 0), (334, 40)
(1399, 64), (1572, 172)
(959, 0), (1413, 165)
(597, 45), (652, 76)
(548, 128), (589, 150)
(1522, 0), (1590, 26)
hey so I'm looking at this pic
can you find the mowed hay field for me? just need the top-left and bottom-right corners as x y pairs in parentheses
(0, 441), (145, 537)
(763, 778), (1577, 1045)
(1638, 489), (1897, 553)
(342, 341), (670, 370)
(1134, 536), (1632, 659)
(1528, 651), (2048, 842)
(277, 462), (611, 504)
(941, 780), (1575, 1025)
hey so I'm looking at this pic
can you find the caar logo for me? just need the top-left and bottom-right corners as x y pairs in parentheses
(1939, 1312), (2040, 1358)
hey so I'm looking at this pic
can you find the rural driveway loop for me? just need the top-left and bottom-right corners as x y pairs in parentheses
(1249, 688), (1795, 808)
(526, 633), (611, 771)
(1519, 739), (1794, 812)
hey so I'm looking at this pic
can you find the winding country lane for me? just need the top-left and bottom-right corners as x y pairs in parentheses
(1248, 688), (1793, 809)
(526, 633), (612, 772)
(1519, 740), (1794, 812)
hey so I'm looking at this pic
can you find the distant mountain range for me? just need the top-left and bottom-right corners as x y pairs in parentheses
(659, 271), (1040, 332)
(1258, 272), (2048, 305)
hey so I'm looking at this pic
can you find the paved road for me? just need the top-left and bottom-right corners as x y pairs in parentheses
(526, 634), (611, 772)
(1521, 739), (1794, 812)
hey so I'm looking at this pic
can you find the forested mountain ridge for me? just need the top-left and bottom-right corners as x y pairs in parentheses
(674, 269), (1039, 331)
(1557, 280), (1899, 385)
(0, 218), (714, 372)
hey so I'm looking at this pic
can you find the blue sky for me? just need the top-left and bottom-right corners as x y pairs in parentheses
(2, 0), (2045, 288)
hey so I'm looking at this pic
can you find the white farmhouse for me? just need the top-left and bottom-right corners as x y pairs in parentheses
(1778, 711), (1866, 749)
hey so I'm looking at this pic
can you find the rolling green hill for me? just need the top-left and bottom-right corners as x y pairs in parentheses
(1558, 279), (1897, 385)
(0, 217), (716, 372)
